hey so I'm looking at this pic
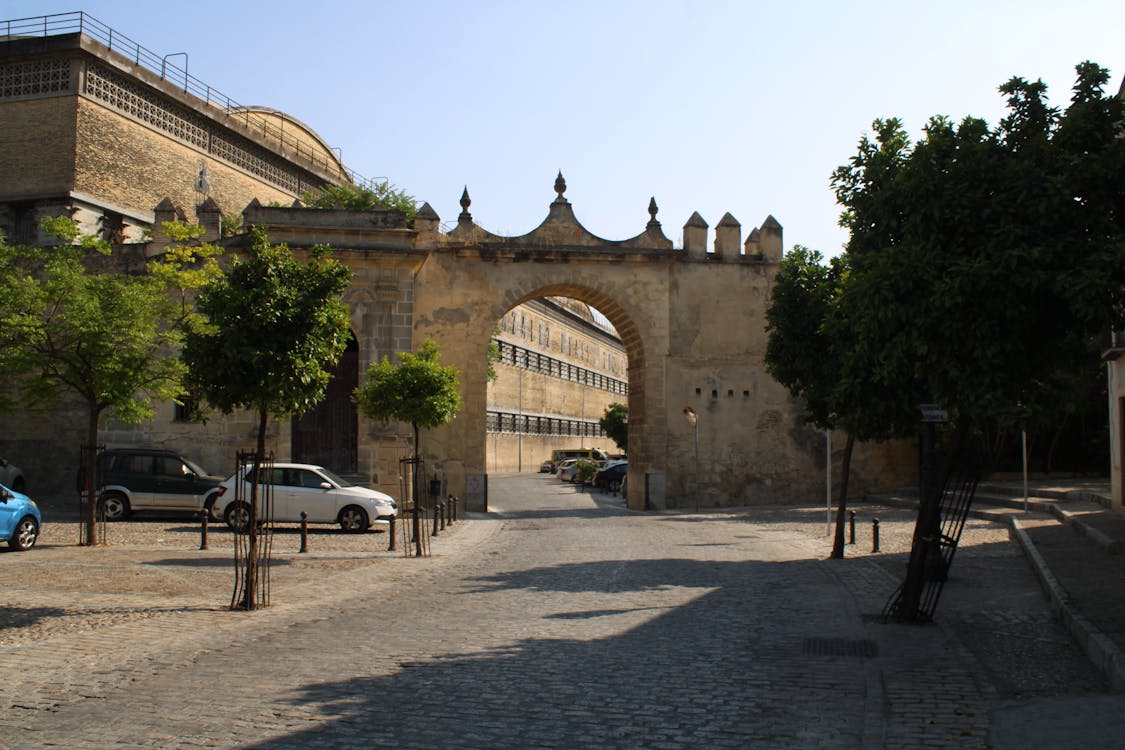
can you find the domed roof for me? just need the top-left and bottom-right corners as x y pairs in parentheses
(229, 106), (348, 179)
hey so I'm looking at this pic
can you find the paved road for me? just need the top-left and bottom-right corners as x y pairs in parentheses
(0, 474), (1118, 748)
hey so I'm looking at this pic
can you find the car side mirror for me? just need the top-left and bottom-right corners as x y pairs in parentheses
(320, 482), (332, 491)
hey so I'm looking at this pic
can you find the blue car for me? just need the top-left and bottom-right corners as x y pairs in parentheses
(0, 482), (41, 551)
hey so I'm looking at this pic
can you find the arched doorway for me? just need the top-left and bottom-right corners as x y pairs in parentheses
(292, 332), (359, 474)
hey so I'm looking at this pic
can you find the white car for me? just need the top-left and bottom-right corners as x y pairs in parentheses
(213, 462), (397, 533)
(556, 459), (581, 483)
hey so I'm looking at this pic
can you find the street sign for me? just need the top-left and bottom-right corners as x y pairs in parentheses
(918, 403), (948, 423)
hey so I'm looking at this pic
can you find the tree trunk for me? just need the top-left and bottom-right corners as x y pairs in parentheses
(412, 422), (422, 558)
(829, 433), (856, 559)
(242, 409), (268, 610)
(81, 402), (102, 546)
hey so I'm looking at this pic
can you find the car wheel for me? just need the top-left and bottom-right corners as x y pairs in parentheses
(224, 502), (251, 532)
(10, 516), (39, 550)
(338, 505), (369, 533)
(608, 480), (620, 493)
(98, 492), (129, 521)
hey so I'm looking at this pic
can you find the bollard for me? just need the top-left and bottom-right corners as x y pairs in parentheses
(438, 500), (446, 531)
(299, 511), (308, 553)
(445, 495), (453, 527)
(848, 510), (856, 545)
(388, 514), (397, 551)
(433, 501), (441, 537)
(872, 518), (880, 553)
(199, 510), (208, 551)
(452, 496), (459, 523)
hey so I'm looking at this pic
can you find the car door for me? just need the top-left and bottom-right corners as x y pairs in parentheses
(284, 467), (335, 523)
(118, 453), (156, 510)
(0, 487), (17, 540)
(152, 454), (204, 511)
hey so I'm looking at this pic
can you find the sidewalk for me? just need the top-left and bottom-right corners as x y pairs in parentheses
(874, 477), (1125, 691)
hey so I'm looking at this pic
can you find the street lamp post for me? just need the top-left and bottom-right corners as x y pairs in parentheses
(683, 407), (699, 513)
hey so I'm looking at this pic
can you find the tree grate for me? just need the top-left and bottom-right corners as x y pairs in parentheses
(801, 637), (878, 658)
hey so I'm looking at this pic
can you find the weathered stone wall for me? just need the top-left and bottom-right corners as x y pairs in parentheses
(0, 97), (77, 198)
(74, 98), (295, 228)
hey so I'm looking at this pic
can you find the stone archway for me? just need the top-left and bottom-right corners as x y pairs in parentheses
(238, 175), (914, 512)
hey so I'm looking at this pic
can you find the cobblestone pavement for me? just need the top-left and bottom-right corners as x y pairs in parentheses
(0, 476), (1113, 748)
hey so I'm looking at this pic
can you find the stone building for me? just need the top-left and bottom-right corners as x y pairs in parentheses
(0, 13), (631, 503)
(487, 296), (626, 473)
(0, 13), (346, 245)
(0, 12), (914, 511)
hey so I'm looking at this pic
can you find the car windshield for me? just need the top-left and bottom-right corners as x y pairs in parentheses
(316, 467), (351, 487)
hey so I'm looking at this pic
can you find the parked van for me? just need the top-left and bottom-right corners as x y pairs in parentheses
(546, 448), (609, 473)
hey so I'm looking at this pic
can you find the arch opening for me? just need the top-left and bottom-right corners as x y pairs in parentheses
(481, 286), (642, 492)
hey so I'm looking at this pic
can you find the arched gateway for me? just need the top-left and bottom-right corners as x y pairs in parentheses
(233, 175), (911, 512)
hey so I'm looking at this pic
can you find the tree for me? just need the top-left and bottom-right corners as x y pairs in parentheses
(183, 226), (352, 607)
(832, 62), (1125, 440)
(301, 181), (418, 222)
(765, 246), (860, 558)
(0, 217), (219, 545)
(599, 402), (628, 453)
(353, 339), (462, 557)
(830, 61), (1125, 618)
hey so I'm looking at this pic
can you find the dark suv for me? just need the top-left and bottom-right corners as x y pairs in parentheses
(95, 449), (224, 521)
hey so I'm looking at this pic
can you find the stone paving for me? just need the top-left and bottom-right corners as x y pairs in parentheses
(0, 476), (1116, 748)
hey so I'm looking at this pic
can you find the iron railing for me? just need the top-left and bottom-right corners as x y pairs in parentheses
(2, 11), (372, 189)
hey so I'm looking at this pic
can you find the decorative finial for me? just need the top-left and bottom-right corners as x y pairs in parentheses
(554, 171), (567, 198)
(648, 197), (658, 220)
(458, 186), (473, 224)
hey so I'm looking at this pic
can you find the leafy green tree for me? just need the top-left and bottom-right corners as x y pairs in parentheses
(353, 339), (462, 557)
(183, 226), (351, 606)
(765, 246), (861, 558)
(0, 217), (219, 545)
(598, 402), (628, 453)
(301, 181), (418, 223)
(830, 61), (1125, 617)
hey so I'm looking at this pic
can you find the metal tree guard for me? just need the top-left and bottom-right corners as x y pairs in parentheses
(231, 451), (274, 610)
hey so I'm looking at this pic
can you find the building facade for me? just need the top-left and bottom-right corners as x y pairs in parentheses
(487, 297), (626, 474)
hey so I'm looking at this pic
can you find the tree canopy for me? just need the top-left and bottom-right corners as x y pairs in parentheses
(0, 217), (220, 544)
(353, 339), (462, 436)
(599, 402), (628, 453)
(301, 181), (418, 222)
(831, 61), (1125, 440)
(183, 225), (353, 457)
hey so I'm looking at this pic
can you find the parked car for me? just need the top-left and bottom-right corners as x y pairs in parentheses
(593, 461), (628, 493)
(548, 448), (609, 474)
(539, 459), (554, 473)
(94, 448), (224, 521)
(213, 462), (398, 533)
(556, 459), (581, 483)
(0, 482), (40, 551)
(0, 457), (26, 493)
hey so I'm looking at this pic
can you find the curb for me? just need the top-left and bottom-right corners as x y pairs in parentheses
(1007, 517), (1125, 691)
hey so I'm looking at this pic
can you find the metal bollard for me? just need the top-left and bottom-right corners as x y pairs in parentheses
(438, 501), (446, 531)
(872, 518), (880, 553)
(450, 496), (458, 523)
(433, 502), (441, 537)
(199, 510), (208, 551)
(445, 495), (453, 526)
(388, 515), (396, 552)
(299, 511), (308, 553)
(848, 510), (856, 545)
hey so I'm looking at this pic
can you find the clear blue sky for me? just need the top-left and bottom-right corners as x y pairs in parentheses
(5, 1), (1123, 256)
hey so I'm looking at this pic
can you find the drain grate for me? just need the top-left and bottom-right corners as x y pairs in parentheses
(801, 637), (878, 658)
